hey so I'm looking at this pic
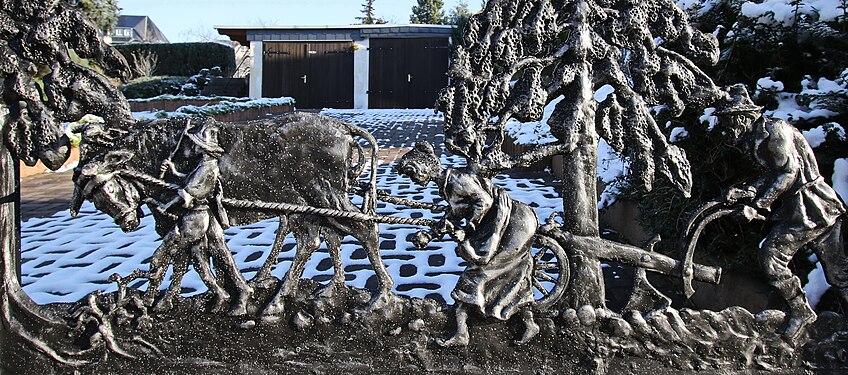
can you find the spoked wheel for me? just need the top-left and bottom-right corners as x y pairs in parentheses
(531, 234), (570, 311)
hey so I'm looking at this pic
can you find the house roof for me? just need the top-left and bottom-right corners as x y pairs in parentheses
(216, 24), (455, 45)
(115, 15), (169, 43)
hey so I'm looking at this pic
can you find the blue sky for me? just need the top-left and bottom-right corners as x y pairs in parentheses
(117, 0), (479, 43)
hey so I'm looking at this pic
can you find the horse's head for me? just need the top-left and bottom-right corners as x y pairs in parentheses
(72, 149), (144, 232)
(71, 122), (147, 232)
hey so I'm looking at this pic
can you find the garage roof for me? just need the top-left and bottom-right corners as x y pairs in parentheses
(216, 24), (455, 45)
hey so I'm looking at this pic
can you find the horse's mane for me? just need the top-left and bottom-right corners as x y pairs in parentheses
(80, 119), (186, 178)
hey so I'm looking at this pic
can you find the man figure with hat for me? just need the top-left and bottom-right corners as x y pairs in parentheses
(717, 84), (847, 341)
(144, 120), (252, 316)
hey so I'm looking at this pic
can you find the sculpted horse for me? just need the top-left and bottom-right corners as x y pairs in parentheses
(71, 112), (393, 315)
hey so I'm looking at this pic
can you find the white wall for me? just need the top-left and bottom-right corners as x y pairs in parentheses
(353, 38), (370, 109)
(249, 41), (263, 98)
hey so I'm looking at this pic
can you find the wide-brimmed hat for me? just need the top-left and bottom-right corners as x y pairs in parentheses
(715, 84), (763, 115)
(186, 124), (225, 155)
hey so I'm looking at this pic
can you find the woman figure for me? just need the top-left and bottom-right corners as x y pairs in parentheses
(397, 141), (540, 346)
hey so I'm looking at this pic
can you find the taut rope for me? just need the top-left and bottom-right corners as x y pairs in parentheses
(120, 170), (437, 227)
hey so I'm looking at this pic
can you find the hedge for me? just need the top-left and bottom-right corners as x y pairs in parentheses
(120, 76), (188, 99)
(114, 42), (236, 78)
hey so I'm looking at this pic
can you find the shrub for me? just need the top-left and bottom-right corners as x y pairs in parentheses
(120, 76), (188, 99)
(114, 42), (236, 78)
(179, 67), (223, 96)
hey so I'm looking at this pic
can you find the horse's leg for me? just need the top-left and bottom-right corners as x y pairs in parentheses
(206, 217), (253, 316)
(191, 238), (231, 313)
(315, 228), (346, 298)
(262, 221), (320, 316)
(154, 249), (190, 312)
(253, 215), (289, 283)
(328, 199), (394, 311)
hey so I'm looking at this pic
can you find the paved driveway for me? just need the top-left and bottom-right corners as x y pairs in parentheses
(20, 109), (563, 305)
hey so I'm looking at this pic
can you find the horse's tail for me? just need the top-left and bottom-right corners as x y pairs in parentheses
(344, 123), (378, 215)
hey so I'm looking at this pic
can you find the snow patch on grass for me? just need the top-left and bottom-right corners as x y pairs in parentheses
(804, 259), (831, 309)
(802, 123), (846, 148)
(833, 158), (848, 203)
(669, 127), (690, 143)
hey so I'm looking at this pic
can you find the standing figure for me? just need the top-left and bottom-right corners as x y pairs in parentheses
(716, 84), (848, 341)
(397, 141), (540, 346)
(144, 122), (253, 315)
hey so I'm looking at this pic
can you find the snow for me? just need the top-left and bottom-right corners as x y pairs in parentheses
(131, 97), (295, 120)
(833, 158), (848, 203)
(597, 139), (629, 209)
(45, 160), (78, 174)
(740, 0), (847, 26)
(128, 94), (256, 103)
(804, 259), (831, 309)
(504, 95), (562, 145)
(802, 123), (846, 148)
(757, 77), (784, 91)
(676, 0), (722, 15)
(594, 85), (615, 102)
(669, 127), (690, 143)
(700, 107), (718, 131)
(767, 92), (840, 121)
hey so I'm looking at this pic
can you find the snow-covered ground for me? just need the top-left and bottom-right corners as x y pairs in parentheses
(21, 110), (562, 305)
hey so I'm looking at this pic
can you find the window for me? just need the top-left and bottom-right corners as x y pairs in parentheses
(113, 28), (133, 38)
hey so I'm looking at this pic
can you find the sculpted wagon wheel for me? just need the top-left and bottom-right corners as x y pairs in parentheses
(531, 234), (570, 311)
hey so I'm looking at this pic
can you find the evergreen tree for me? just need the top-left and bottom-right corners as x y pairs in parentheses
(447, 1), (472, 24)
(410, 0), (447, 24)
(356, 0), (386, 24)
(76, 0), (120, 33)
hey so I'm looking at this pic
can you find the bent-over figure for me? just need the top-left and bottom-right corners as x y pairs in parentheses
(398, 141), (540, 346)
(717, 84), (848, 341)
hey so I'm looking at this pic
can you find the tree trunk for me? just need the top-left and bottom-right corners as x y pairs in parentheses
(559, 8), (606, 307)
(1, 140), (19, 363)
(561, 127), (606, 308)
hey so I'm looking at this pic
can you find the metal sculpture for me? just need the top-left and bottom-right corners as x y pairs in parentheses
(1, 0), (847, 373)
(710, 84), (848, 341)
(73, 114), (392, 316)
(398, 141), (543, 346)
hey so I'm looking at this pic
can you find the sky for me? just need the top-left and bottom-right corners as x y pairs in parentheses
(117, 0), (479, 43)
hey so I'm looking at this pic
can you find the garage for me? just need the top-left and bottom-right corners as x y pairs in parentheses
(216, 25), (455, 109)
(368, 37), (450, 109)
(262, 42), (354, 109)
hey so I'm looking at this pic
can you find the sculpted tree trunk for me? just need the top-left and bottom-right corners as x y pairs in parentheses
(0, 0), (133, 367)
(1, 107), (18, 364)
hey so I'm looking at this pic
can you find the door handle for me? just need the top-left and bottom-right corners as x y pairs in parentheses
(301, 75), (307, 84)
(407, 74), (412, 82)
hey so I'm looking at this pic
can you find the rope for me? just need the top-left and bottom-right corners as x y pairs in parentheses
(353, 183), (446, 212)
(223, 198), (436, 227)
(120, 170), (437, 227)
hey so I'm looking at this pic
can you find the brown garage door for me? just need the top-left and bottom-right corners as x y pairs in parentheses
(368, 38), (449, 109)
(262, 41), (354, 109)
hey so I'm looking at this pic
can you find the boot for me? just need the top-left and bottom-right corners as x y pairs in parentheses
(775, 277), (816, 342)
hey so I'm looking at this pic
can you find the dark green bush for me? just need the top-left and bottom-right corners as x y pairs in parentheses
(120, 76), (187, 99)
(114, 42), (236, 78)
